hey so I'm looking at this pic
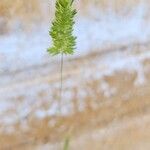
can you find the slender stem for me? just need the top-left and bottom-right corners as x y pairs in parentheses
(59, 52), (64, 113)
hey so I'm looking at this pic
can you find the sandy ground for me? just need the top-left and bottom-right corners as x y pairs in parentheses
(35, 113), (150, 150)
(5, 82), (150, 150)
(0, 42), (149, 150)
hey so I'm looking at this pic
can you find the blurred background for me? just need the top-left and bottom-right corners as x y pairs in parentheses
(0, 0), (150, 149)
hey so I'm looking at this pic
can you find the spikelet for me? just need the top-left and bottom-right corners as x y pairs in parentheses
(48, 0), (76, 55)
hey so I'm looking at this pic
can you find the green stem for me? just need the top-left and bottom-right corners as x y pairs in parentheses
(59, 52), (64, 113)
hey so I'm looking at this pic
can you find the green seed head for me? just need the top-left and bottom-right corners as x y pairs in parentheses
(48, 0), (77, 56)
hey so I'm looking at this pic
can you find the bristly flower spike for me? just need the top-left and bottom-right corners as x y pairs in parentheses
(48, 0), (77, 55)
